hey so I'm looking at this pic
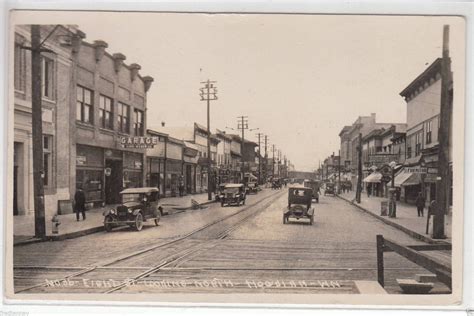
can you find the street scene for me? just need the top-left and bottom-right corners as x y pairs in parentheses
(9, 12), (463, 301)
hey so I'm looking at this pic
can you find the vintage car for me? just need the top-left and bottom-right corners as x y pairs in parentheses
(324, 182), (336, 196)
(272, 178), (282, 189)
(220, 183), (246, 207)
(246, 181), (260, 194)
(103, 187), (163, 232)
(304, 180), (321, 203)
(215, 183), (227, 202)
(283, 186), (314, 225)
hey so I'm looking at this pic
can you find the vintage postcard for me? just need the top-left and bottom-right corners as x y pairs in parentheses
(5, 10), (465, 306)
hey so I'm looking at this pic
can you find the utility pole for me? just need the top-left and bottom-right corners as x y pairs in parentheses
(256, 132), (263, 185)
(31, 25), (46, 238)
(199, 79), (218, 201)
(236, 116), (248, 184)
(338, 149), (342, 194)
(264, 135), (268, 183)
(272, 144), (276, 178)
(433, 25), (452, 239)
(356, 133), (363, 204)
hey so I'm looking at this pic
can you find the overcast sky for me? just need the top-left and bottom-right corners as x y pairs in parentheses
(16, 12), (465, 171)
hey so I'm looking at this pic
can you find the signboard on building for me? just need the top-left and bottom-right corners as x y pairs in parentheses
(368, 154), (398, 166)
(405, 167), (428, 174)
(120, 136), (158, 148)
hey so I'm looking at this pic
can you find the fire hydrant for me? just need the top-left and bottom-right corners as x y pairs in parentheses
(51, 214), (61, 234)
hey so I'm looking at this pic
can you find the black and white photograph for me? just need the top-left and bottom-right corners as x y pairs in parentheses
(5, 10), (466, 306)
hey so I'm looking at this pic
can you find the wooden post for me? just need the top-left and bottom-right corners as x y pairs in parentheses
(376, 234), (385, 287)
(433, 25), (451, 239)
(356, 133), (363, 203)
(31, 25), (46, 238)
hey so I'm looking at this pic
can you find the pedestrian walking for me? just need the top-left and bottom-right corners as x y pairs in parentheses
(74, 186), (86, 221)
(178, 176), (185, 197)
(415, 192), (426, 217)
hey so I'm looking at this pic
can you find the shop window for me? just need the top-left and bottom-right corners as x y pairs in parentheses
(117, 102), (130, 133)
(426, 120), (432, 144)
(77, 86), (93, 124)
(76, 169), (103, 202)
(99, 95), (113, 130)
(134, 109), (144, 136)
(42, 56), (55, 100)
(43, 135), (52, 187)
(14, 42), (26, 92)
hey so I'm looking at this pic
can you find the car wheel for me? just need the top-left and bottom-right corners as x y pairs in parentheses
(104, 215), (114, 232)
(242, 199), (246, 205)
(282, 214), (286, 224)
(221, 202), (224, 207)
(134, 213), (144, 231)
(310, 215), (314, 225)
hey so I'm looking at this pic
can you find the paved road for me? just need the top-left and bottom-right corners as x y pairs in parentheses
(13, 188), (447, 295)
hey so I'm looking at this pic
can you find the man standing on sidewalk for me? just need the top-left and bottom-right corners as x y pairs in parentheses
(415, 192), (426, 217)
(74, 186), (86, 221)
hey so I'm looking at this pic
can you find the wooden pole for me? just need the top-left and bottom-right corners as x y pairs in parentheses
(206, 81), (212, 201)
(433, 25), (451, 239)
(31, 25), (46, 238)
(356, 133), (363, 203)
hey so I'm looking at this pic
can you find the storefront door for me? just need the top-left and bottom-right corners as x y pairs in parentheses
(105, 159), (123, 204)
(186, 165), (192, 194)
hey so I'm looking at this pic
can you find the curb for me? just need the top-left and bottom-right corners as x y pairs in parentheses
(336, 195), (450, 245)
(14, 200), (218, 246)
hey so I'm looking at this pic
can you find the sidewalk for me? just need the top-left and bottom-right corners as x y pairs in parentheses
(337, 191), (452, 244)
(14, 192), (215, 245)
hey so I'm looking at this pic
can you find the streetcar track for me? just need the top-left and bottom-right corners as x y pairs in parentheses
(103, 190), (284, 293)
(14, 189), (284, 294)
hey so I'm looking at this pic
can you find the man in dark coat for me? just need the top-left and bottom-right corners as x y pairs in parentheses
(415, 192), (426, 217)
(74, 187), (86, 221)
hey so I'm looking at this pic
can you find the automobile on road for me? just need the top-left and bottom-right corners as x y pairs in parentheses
(283, 186), (315, 225)
(324, 182), (336, 196)
(220, 183), (246, 207)
(102, 187), (163, 232)
(304, 179), (321, 203)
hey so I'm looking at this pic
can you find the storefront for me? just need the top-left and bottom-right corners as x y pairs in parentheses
(165, 159), (182, 196)
(147, 157), (165, 194)
(76, 144), (144, 206)
(183, 141), (198, 194)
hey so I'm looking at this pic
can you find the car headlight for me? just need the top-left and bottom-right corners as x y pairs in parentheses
(110, 209), (116, 215)
(128, 209), (133, 213)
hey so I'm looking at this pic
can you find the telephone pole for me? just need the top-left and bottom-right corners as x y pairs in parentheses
(264, 135), (269, 183)
(199, 79), (218, 201)
(272, 144), (276, 178)
(256, 132), (264, 185)
(338, 149), (342, 194)
(433, 25), (452, 239)
(356, 133), (363, 204)
(237, 116), (248, 183)
(31, 25), (46, 238)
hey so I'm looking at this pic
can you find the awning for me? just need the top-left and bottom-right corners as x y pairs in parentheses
(394, 171), (413, 187)
(363, 172), (382, 183)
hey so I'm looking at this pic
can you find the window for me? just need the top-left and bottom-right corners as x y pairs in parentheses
(42, 56), (54, 99)
(43, 135), (52, 187)
(415, 131), (422, 156)
(134, 109), (144, 136)
(407, 136), (412, 159)
(426, 120), (432, 144)
(77, 86), (93, 123)
(117, 102), (130, 133)
(14, 43), (26, 91)
(99, 95), (113, 129)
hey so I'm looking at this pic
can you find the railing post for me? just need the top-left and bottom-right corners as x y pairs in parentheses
(376, 234), (385, 287)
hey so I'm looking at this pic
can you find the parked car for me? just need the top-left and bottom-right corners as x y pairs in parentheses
(215, 183), (227, 202)
(283, 186), (314, 225)
(220, 183), (246, 207)
(304, 180), (321, 203)
(102, 187), (163, 232)
(324, 182), (336, 196)
(246, 181), (259, 194)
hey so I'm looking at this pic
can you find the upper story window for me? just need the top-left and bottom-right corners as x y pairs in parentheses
(426, 120), (432, 144)
(134, 109), (144, 136)
(407, 136), (412, 159)
(415, 131), (422, 156)
(42, 56), (55, 100)
(99, 95), (114, 130)
(117, 102), (130, 133)
(76, 86), (93, 124)
(14, 42), (26, 92)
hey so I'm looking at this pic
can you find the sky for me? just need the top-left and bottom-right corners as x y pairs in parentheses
(15, 12), (465, 171)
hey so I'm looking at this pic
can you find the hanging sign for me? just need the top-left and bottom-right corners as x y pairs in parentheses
(104, 167), (112, 176)
(120, 136), (158, 148)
